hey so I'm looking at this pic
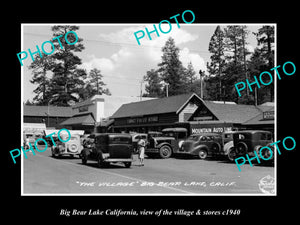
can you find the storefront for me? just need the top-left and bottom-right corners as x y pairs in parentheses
(111, 93), (275, 135)
(111, 93), (203, 133)
(60, 94), (154, 133)
(242, 109), (274, 133)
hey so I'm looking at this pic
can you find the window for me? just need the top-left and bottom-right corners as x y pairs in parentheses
(110, 136), (131, 144)
(259, 132), (272, 141)
(224, 134), (231, 139)
(206, 136), (212, 141)
(188, 135), (200, 141)
(200, 136), (207, 141)
(178, 132), (187, 139)
(238, 134), (245, 140)
(163, 132), (175, 137)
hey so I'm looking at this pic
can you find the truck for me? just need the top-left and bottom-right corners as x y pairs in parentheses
(145, 127), (188, 158)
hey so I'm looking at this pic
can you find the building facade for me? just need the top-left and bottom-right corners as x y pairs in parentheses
(111, 93), (275, 134)
(60, 95), (155, 133)
(23, 105), (73, 128)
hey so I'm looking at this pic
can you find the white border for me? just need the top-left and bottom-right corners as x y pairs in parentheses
(20, 23), (277, 196)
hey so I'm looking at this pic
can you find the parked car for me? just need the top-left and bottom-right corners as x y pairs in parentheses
(222, 131), (235, 159)
(130, 133), (148, 154)
(81, 133), (133, 168)
(51, 134), (84, 158)
(179, 133), (223, 159)
(146, 127), (188, 158)
(227, 130), (273, 161)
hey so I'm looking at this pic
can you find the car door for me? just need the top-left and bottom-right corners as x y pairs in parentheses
(109, 136), (132, 159)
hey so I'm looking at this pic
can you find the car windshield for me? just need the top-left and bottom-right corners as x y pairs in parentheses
(110, 137), (131, 144)
(162, 132), (175, 137)
(188, 135), (200, 141)
(70, 136), (77, 141)
(259, 132), (272, 140)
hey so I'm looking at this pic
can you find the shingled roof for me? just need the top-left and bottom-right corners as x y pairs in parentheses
(23, 105), (73, 117)
(111, 93), (197, 118)
(111, 92), (274, 125)
(202, 101), (272, 124)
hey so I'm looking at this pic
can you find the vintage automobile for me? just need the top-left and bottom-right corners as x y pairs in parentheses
(146, 127), (188, 158)
(81, 133), (133, 168)
(179, 133), (223, 159)
(130, 133), (148, 154)
(222, 131), (235, 159)
(51, 134), (84, 158)
(227, 130), (273, 161)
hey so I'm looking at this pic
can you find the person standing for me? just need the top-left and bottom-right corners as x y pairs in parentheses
(137, 137), (146, 166)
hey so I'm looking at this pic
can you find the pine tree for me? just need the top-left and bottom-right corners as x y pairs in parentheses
(143, 69), (164, 97)
(224, 25), (251, 103)
(28, 53), (54, 105)
(248, 25), (275, 103)
(206, 26), (226, 100)
(79, 68), (111, 100)
(49, 25), (87, 106)
(184, 62), (198, 93)
(158, 37), (187, 96)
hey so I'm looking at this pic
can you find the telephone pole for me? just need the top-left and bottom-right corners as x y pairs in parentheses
(140, 80), (143, 101)
(199, 70), (204, 99)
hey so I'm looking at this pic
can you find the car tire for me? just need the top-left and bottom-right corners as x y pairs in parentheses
(159, 145), (172, 159)
(211, 142), (221, 153)
(124, 162), (132, 168)
(81, 153), (87, 165)
(198, 149), (208, 159)
(258, 146), (273, 160)
(51, 147), (57, 158)
(97, 155), (105, 168)
(236, 142), (248, 154)
(227, 147), (237, 161)
(81, 149), (89, 165)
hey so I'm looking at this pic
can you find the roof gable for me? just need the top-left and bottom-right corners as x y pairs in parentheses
(111, 93), (199, 118)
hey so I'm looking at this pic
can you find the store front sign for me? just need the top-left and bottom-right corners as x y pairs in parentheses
(190, 123), (233, 134)
(263, 111), (274, 120)
(127, 116), (158, 124)
(193, 116), (213, 121)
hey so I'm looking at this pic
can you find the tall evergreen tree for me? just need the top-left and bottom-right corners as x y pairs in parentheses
(224, 25), (251, 103)
(79, 68), (111, 100)
(248, 25), (275, 103)
(184, 62), (198, 93)
(28, 53), (54, 105)
(49, 25), (87, 106)
(206, 26), (226, 100)
(158, 37), (187, 96)
(143, 69), (164, 97)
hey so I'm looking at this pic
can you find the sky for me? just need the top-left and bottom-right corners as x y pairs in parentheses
(21, 24), (263, 102)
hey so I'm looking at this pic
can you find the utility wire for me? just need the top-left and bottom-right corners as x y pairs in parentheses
(23, 32), (213, 55)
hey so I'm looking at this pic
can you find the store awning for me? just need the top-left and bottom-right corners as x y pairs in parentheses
(60, 113), (95, 126)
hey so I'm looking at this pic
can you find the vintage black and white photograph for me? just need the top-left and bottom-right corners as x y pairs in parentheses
(21, 23), (276, 196)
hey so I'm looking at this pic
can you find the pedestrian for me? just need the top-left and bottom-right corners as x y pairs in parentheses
(137, 137), (146, 166)
(24, 135), (30, 150)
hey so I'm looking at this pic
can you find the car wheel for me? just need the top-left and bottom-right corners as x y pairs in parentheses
(259, 146), (273, 160)
(159, 145), (172, 159)
(81, 153), (87, 165)
(97, 155), (105, 168)
(124, 162), (132, 168)
(236, 142), (248, 154)
(51, 148), (57, 158)
(211, 142), (221, 153)
(227, 147), (237, 161)
(198, 149), (208, 159)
